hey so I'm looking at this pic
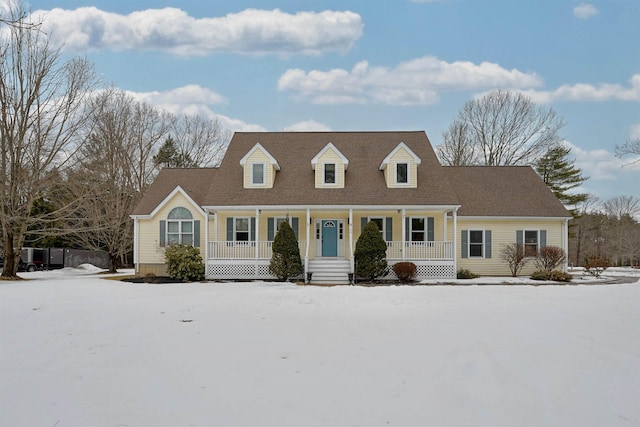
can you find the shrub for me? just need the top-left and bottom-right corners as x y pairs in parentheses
(501, 242), (528, 277)
(530, 269), (572, 282)
(354, 221), (388, 282)
(457, 268), (479, 279)
(164, 244), (205, 282)
(393, 262), (417, 282)
(584, 255), (610, 278)
(535, 246), (566, 272)
(269, 221), (303, 281)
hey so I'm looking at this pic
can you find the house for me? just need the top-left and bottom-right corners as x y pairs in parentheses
(131, 131), (571, 283)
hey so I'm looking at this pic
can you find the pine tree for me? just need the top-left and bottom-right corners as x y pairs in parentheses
(153, 136), (195, 169)
(354, 221), (388, 282)
(269, 221), (303, 281)
(535, 144), (588, 209)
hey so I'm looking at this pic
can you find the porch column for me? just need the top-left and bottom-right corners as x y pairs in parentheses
(305, 208), (310, 274)
(132, 218), (139, 272)
(255, 208), (260, 277)
(401, 208), (406, 261)
(453, 208), (458, 271)
(443, 211), (447, 241)
(349, 208), (354, 273)
(204, 208), (209, 261)
(563, 218), (570, 272)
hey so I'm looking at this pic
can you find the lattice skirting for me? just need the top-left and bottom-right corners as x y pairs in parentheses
(386, 260), (455, 280)
(207, 259), (455, 281)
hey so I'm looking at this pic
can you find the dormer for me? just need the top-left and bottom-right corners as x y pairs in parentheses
(379, 142), (421, 188)
(239, 143), (280, 189)
(311, 142), (349, 188)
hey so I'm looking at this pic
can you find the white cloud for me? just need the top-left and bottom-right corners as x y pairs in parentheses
(564, 141), (640, 185)
(630, 123), (640, 140)
(573, 3), (599, 19)
(519, 74), (640, 103)
(124, 85), (264, 132)
(278, 57), (542, 106)
(32, 7), (363, 56)
(283, 120), (332, 131)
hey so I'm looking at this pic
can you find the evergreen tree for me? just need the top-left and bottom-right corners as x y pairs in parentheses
(535, 144), (588, 208)
(269, 222), (303, 281)
(153, 136), (195, 169)
(354, 221), (388, 282)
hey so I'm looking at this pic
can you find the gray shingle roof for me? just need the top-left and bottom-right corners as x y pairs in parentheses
(444, 166), (571, 217)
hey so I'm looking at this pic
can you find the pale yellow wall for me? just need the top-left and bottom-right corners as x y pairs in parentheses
(243, 149), (276, 189)
(314, 148), (346, 188)
(384, 147), (418, 188)
(453, 218), (566, 276)
(136, 192), (205, 265)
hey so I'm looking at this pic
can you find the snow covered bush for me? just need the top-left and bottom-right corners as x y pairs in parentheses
(269, 221), (303, 281)
(392, 262), (417, 282)
(354, 221), (388, 282)
(164, 244), (205, 282)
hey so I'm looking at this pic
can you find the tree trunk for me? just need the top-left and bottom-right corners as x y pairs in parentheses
(109, 253), (119, 274)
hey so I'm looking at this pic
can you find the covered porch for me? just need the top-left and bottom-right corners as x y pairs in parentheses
(203, 206), (459, 283)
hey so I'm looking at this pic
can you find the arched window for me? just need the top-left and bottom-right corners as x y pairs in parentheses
(166, 207), (194, 245)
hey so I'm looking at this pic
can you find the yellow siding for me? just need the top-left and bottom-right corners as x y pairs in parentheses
(243, 149), (275, 189)
(453, 218), (566, 276)
(314, 148), (346, 188)
(385, 147), (418, 188)
(136, 193), (205, 265)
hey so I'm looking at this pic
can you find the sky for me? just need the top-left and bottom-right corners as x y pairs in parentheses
(19, 0), (640, 201)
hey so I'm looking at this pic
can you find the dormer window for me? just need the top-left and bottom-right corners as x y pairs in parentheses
(324, 163), (336, 184)
(379, 142), (421, 188)
(311, 142), (349, 189)
(396, 162), (408, 184)
(252, 163), (265, 185)
(240, 143), (280, 189)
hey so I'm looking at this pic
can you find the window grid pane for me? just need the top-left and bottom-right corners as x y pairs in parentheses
(397, 163), (408, 183)
(252, 163), (264, 184)
(324, 164), (336, 184)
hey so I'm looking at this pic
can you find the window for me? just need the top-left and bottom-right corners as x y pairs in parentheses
(252, 163), (265, 185)
(369, 217), (385, 238)
(469, 230), (484, 257)
(324, 163), (336, 184)
(167, 207), (193, 245)
(235, 217), (250, 241)
(524, 230), (539, 257)
(396, 162), (408, 184)
(410, 217), (425, 241)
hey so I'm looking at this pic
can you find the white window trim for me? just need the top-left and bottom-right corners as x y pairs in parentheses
(395, 162), (410, 185)
(251, 162), (266, 185)
(368, 216), (386, 240)
(323, 162), (338, 185)
(234, 217), (251, 242)
(468, 229), (485, 259)
(524, 229), (540, 257)
(408, 216), (426, 243)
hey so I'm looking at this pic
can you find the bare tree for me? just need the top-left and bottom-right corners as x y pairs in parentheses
(501, 243), (528, 277)
(601, 195), (640, 266)
(615, 138), (640, 165)
(64, 89), (171, 273)
(0, 1), (99, 278)
(437, 90), (565, 166)
(169, 114), (231, 168)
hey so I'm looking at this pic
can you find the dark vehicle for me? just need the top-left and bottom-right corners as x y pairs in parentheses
(0, 256), (38, 272)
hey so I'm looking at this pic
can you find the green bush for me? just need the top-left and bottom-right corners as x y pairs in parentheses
(164, 244), (205, 282)
(354, 221), (388, 282)
(457, 268), (479, 279)
(392, 262), (417, 282)
(269, 221), (303, 281)
(530, 269), (572, 282)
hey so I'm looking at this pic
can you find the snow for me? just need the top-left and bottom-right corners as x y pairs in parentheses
(1, 268), (639, 426)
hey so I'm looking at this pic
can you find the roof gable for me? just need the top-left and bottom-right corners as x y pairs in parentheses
(239, 142), (280, 170)
(311, 142), (349, 170)
(379, 142), (422, 170)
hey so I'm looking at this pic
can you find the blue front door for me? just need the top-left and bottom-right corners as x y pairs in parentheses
(322, 220), (338, 257)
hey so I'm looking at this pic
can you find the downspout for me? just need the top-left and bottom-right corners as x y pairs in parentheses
(133, 218), (139, 273)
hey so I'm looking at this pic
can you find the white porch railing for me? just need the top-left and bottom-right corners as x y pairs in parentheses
(386, 241), (454, 260)
(208, 241), (307, 260)
(208, 240), (453, 261)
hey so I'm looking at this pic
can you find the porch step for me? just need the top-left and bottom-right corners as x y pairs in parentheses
(307, 260), (351, 285)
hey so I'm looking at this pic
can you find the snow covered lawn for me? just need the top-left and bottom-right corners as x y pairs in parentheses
(1, 269), (639, 426)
